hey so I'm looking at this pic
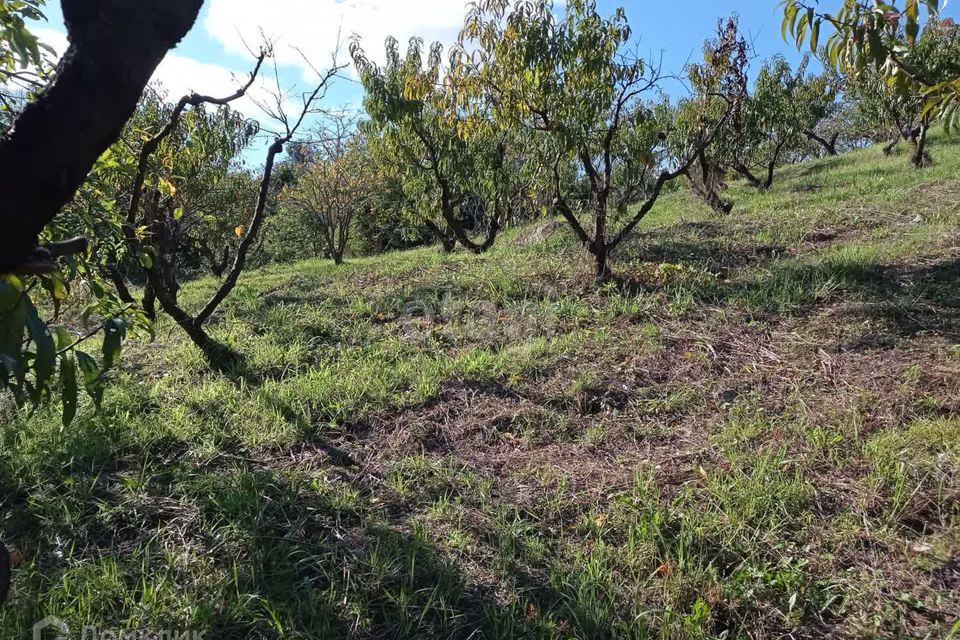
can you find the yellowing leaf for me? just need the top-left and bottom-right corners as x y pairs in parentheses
(159, 177), (177, 197)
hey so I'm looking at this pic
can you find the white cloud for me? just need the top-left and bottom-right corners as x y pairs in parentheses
(31, 27), (282, 120)
(203, 0), (472, 79)
(32, 27), (67, 59)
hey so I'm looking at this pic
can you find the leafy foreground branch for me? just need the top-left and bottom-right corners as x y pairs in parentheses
(781, 0), (959, 166)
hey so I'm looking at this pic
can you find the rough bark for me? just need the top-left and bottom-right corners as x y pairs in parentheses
(0, 0), (204, 273)
(687, 174), (734, 214)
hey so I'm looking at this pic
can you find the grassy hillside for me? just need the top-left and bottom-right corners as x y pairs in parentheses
(2, 135), (960, 638)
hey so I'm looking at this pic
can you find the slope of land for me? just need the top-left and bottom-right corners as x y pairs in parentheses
(2, 135), (960, 638)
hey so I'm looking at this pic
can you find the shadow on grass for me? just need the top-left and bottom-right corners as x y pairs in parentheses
(644, 239), (783, 274)
(191, 467), (664, 639)
(1, 448), (646, 639)
(721, 255), (960, 337)
(793, 155), (854, 179)
(611, 231), (960, 342)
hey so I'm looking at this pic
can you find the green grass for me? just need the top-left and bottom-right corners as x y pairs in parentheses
(3, 133), (960, 638)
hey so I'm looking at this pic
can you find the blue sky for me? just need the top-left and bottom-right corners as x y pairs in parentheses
(30, 0), (959, 161)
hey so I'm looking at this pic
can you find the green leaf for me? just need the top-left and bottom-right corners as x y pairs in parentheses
(782, 2), (798, 41)
(60, 355), (78, 428)
(76, 351), (104, 407)
(0, 279), (27, 371)
(42, 273), (68, 303)
(25, 299), (56, 399)
(102, 318), (126, 369)
(794, 9), (811, 49)
(54, 326), (74, 355)
(4, 274), (25, 293)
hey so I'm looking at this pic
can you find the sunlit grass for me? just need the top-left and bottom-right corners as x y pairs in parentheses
(2, 134), (960, 638)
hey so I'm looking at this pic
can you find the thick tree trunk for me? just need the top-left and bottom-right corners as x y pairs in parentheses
(0, 0), (204, 274)
(425, 220), (457, 253)
(591, 243), (612, 281)
(688, 175), (733, 214)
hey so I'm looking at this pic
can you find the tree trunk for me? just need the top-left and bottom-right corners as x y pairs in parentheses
(759, 140), (789, 192)
(591, 243), (612, 281)
(195, 140), (283, 326)
(685, 152), (733, 215)
(806, 130), (839, 156)
(590, 181), (611, 281)
(425, 220), (456, 252)
(142, 280), (157, 322)
(436, 181), (502, 254)
(762, 161), (777, 191)
(440, 234), (457, 253)
(104, 265), (136, 304)
(732, 163), (762, 189)
(143, 262), (240, 369)
(911, 118), (931, 169)
(0, 0), (204, 273)
(688, 176), (733, 214)
(446, 210), (502, 254)
(906, 125), (922, 146)
(883, 134), (901, 156)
